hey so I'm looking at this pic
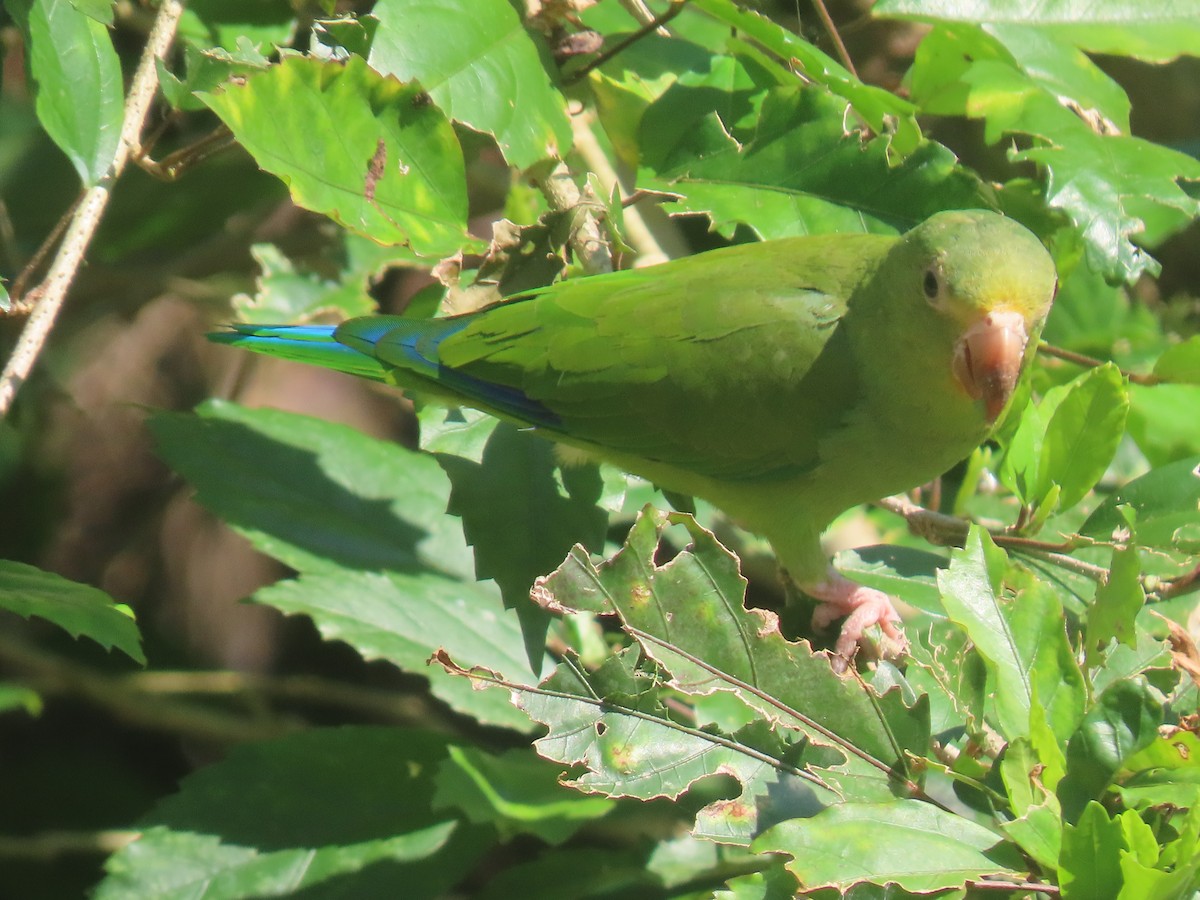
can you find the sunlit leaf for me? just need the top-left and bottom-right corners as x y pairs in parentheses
(755, 800), (1024, 892)
(0, 561), (144, 664)
(368, 0), (570, 169)
(201, 55), (473, 256)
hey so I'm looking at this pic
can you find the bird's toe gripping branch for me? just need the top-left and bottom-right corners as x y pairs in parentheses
(805, 570), (908, 666)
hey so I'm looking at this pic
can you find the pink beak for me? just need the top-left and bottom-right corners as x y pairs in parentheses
(953, 309), (1030, 423)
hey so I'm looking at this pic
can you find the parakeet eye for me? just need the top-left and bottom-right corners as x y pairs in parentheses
(923, 268), (940, 302)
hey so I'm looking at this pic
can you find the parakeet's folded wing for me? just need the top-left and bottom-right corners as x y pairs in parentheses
(338, 234), (890, 481)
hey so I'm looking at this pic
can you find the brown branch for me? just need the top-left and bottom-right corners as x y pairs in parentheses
(810, 0), (857, 78)
(0, 0), (185, 415)
(0, 631), (297, 743)
(133, 123), (236, 182)
(1038, 341), (1161, 386)
(874, 495), (1107, 582)
(563, 0), (689, 86)
(3, 197), (80, 314)
(1154, 563), (1200, 602)
(0, 829), (138, 861)
(0, 631), (456, 744)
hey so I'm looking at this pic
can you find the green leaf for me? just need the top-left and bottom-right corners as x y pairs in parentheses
(907, 623), (988, 736)
(1042, 263), (1158, 357)
(999, 800), (1062, 872)
(1115, 731), (1200, 813)
(0, 681), (42, 715)
(1080, 455), (1200, 553)
(588, 33), (728, 170)
(157, 43), (271, 113)
(937, 527), (1085, 742)
(716, 861), (801, 900)
(687, 0), (919, 142)
(874, 0), (1200, 62)
(233, 243), (377, 322)
(0, 561), (144, 664)
(432, 420), (609, 609)
(904, 23), (1200, 282)
(754, 800), (1025, 892)
(149, 400), (474, 578)
(1002, 363), (1129, 512)
(256, 570), (534, 731)
(368, 0), (571, 169)
(641, 83), (991, 241)
(96, 728), (486, 900)
(68, 0), (113, 25)
(1057, 679), (1162, 822)
(13, 0), (124, 185)
(433, 746), (614, 844)
(1127, 384), (1200, 466)
(176, 0), (297, 55)
(1058, 801), (1127, 899)
(200, 55), (473, 257)
(418, 409), (613, 662)
(1153, 336), (1200, 385)
(535, 509), (930, 803)
(313, 15), (380, 60)
(513, 649), (820, 846)
(984, 24), (1130, 129)
(1086, 542), (1145, 663)
(1041, 363), (1129, 509)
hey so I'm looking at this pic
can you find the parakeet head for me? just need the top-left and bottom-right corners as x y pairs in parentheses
(890, 210), (1057, 422)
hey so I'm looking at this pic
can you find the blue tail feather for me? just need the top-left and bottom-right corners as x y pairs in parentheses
(209, 324), (390, 382)
(337, 317), (561, 428)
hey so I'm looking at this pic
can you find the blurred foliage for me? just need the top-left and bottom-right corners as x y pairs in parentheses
(1, 0), (1199, 897)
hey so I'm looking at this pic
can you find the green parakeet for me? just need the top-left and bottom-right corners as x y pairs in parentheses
(211, 210), (1057, 662)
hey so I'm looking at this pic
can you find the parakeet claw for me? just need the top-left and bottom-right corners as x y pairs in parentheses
(805, 571), (908, 668)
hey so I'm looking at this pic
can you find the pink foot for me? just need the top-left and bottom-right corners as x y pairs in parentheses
(803, 570), (908, 665)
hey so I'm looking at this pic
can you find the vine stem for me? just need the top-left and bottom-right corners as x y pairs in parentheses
(0, 0), (185, 417)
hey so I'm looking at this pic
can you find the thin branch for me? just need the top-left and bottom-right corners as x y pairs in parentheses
(0, 0), (185, 417)
(810, 0), (857, 78)
(875, 495), (1107, 582)
(1154, 562), (1200, 602)
(4, 197), (80, 314)
(133, 123), (235, 182)
(1016, 547), (1109, 582)
(0, 631), (297, 743)
(1039, 341), (1161, 386)
(0, 829), (139, 861)
(0, 631), (456, 741)
(874, 494), (969, 546)
(966, 879), (1060, 896)
(563, 0), (689, 86)
(129, 669), (446, 727)
(617, 0), (669, 30)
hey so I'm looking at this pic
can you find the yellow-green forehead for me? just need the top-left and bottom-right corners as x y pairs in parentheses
(911, 210), (1056, 309)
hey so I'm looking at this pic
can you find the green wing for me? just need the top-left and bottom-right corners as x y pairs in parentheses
(349, 233), (892, 481)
